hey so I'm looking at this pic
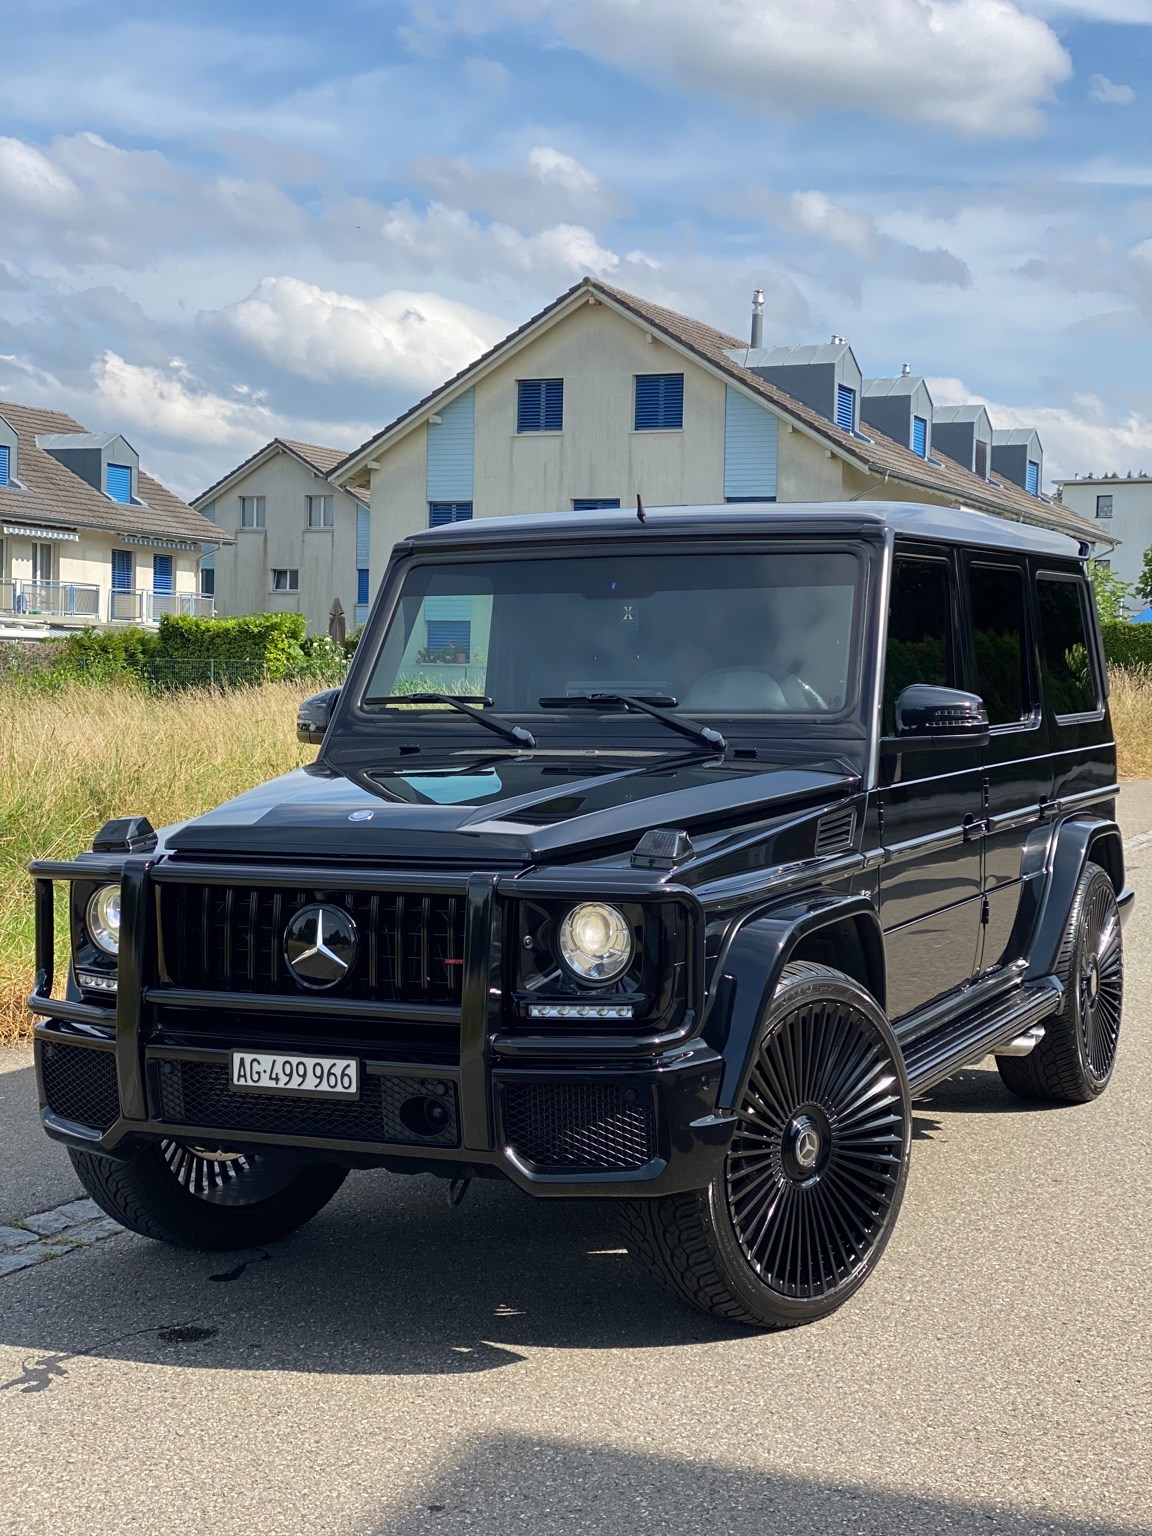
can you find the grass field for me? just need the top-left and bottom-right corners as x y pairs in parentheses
(2, 668), (1151, 1046)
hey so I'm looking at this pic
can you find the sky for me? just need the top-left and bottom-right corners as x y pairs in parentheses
(2, 0), (1152, 500)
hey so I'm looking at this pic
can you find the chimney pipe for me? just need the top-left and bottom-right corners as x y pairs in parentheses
(901, 362), (911, 377)
(750, 288), (764, 349)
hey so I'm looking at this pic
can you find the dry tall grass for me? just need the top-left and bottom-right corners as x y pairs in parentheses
(3, 668), (1151, 1048)
(0, 679), (311, 1045)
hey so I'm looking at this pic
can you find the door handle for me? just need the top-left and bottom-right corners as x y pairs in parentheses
(963, 815), (991, 842)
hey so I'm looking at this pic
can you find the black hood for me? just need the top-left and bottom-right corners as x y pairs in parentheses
(166, 751), (858, 866)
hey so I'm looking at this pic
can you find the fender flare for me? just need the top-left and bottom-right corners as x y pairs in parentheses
(703, 893), (885, 1112)
(1023, 817), (1127, 983)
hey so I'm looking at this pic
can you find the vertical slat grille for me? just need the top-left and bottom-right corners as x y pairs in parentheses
(160, 885), (466, 1005)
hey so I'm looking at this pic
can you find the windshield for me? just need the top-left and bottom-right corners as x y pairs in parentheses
(364, 547), (861, 718)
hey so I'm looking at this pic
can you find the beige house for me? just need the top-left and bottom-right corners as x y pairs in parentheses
(330, 279), (1103, 586)
(1054, 473), (1151, 611)
(0, 400), (221, 639)
(192, 439), (370, 634)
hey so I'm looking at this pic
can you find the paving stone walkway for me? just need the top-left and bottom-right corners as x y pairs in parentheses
(0, 1198), (122, 1278)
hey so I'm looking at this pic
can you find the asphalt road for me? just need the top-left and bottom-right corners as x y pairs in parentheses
(1, 791), (1150, 1536)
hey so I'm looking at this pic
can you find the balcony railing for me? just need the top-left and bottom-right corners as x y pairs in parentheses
(0, 581), (102, 618)
(109, 590), (216, 622)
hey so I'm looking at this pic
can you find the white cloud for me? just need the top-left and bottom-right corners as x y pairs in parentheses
(463, 0), (1072, 136)
(204, 277), (508, 389)
(1021, 0), (1152, 18)
(0, 136), (80, 215)
(463, 54), (511, 89)
(94, 352), (277, 449)
(407, 145), (625, 228)
(1089, 74), (1136, 105)
(928, 375), (1152, 482)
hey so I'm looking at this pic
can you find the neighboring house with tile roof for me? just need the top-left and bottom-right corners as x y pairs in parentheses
(0, 400), (224, 638)
(328, 278), (1108, 607)
(191, 437), (369, 634)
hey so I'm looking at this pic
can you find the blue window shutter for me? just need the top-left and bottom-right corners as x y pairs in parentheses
(429, 501), (473, 527)
(106, 463), (132, 503)
(1026, 460), (1040, 496)
(635, 374), (684, 430)
(357, 568), (369, 605)
(111, 550), (133, 591)
(0, 446), (8, 486)
(152, 555), (173, 593)
(517, 379), (563, 432)
(201, 568), (215, 598)
(426, 620), (471, 655)
(724, 387), (778, 499)
(426, 389), (474, 500)
(355, 503), (370, 568)
(572, 498), (621, 511)
(912, 416), (927, 457)
(836, 385), (856, 433)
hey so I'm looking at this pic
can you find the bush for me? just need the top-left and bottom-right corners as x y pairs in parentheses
(1101, 622), (1152, 669)
(156, 612), (307, 680)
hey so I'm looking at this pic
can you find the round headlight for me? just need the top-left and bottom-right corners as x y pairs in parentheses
(86, 885), (121, 957)
(558, 902), (633, 984)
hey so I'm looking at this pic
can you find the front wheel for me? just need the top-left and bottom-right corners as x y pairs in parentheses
(618, 962), (911, 1329)
(69, 1140), (348, 1250)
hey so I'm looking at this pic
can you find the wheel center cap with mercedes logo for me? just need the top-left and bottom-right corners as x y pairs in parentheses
(284, 904), (358, 989)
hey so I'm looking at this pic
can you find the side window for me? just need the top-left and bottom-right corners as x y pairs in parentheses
(1037, 577), (1099, 718)
(883, 557), (957, 732)
(967, 563), (1030, 726)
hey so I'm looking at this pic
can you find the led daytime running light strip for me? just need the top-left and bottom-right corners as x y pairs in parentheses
(76, 972), (118, 993)
(528, 1003), (634, 1020)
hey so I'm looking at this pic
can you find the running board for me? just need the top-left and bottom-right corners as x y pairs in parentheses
(904, 977), (1063, 1096)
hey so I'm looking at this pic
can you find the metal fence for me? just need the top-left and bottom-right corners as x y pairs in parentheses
(130, 656), (351, 692)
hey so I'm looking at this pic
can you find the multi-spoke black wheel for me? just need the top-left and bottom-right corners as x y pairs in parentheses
(997, 861), (1123, 1104)
(617, 962), (911, 1329)
(69, 1140), (347, 1250)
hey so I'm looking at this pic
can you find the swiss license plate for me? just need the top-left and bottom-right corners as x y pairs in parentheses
(229, 1051), (360, 1100)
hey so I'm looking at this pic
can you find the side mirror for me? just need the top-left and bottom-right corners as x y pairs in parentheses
(297, 688), (341, 745)
(891, 685), (989, 749)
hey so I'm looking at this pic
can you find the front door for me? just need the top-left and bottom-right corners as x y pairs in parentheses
(878, 550), (984, 1020)
(962, 555), (1044, 973)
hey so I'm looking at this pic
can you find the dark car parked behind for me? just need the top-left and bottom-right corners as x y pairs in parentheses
(30, 503), (1131, 1329)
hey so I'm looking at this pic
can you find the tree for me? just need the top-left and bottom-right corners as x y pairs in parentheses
(1136, 546), (1152, 608)
(1090, 561), (1133, 623)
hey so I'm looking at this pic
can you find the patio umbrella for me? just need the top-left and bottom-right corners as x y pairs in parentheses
(328, 597), (347, 646)
(1132, 606), (1152, 624)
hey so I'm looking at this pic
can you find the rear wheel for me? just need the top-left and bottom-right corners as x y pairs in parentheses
(69, 1140), (347, 1250)
(618, 962), (911, 1329)
(997, 861), (1123, 1104)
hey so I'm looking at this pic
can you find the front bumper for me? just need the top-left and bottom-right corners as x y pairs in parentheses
(30, 856), (732, 1199)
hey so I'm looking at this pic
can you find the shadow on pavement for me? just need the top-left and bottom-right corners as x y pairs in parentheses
(918, 1064), (1065, 1117)
(362, 1433), (1142, 1536)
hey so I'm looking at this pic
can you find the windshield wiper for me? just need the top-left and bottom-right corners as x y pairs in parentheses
(363, 693), (537, 749)
(538, 693), (726, 751)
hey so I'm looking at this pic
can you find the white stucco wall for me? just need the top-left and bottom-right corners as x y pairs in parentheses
(208, 450), (363, 632)
(1058, 480), (1151, 602)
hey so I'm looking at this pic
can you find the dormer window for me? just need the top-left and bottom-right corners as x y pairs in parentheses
(0, 445), (9, 486)
(912, 416), (927, 457)
(106, 464), (133, 503)
(836, 385), (856, 433)
(1026, 460), (1040, 496)
(0, 414), (17, 486)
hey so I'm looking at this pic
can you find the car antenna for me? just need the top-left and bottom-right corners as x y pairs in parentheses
(636, 493), (646, 524)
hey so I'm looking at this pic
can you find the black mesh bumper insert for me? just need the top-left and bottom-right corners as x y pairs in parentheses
(155, 1060), (459, 1148)
(41, 1042), (120, 1132)
(502, 1082), (657, 1172)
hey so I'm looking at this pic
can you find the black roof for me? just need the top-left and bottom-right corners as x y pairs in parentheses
(401, 501), (1087, 561)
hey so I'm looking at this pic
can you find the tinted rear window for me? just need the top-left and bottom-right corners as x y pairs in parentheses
(1037, 577), (1098, 718)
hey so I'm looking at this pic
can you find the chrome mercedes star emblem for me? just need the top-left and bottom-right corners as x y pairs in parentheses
(284, 904), (358, 989)
(348, 809), (374, 822)
(794, 1124), (821, 1169)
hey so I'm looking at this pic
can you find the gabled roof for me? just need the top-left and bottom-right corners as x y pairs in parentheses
(732, 342), (855, 368)
(192, 436), (367, 510)
(933, 404), (992, 428)
(0, 400), (224, 544)
(863, 376), (929, 399)
(330, 277), (1109, 549)
(993, 428), (1042, 449)
(36, 431), (132, 452)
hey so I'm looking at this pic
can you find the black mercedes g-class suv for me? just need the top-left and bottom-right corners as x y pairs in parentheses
(30, 503), (1131, 1330)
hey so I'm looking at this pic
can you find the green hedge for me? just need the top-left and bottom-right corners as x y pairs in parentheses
(1101, 622), (1152, 669)
(156, 613), (307, 680)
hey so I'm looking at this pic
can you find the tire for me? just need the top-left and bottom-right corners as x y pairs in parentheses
(617, 962), (912, 1330)
(997, 860), (1123, 1105)
(69, 1140), (348, 1251)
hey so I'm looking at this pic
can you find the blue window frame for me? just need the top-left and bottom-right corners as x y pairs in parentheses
(152, 554), (173, 593)
(0, 445), (8, 486)
(106, 463), (132, 503)
(835, 385), (856, 433)
(426, 620), (471, 657)
(572, 498), (620, 511)
(1026, 460), (1040, 496)
(429, 501), (473, 527)
(912, 416), (928, 457)
(634, 374), (684, 431)
(111, 550), (133, 591)
(200, 567), (215, 598)
(357, 568), (369, 605)
(517, 379), (563, 433)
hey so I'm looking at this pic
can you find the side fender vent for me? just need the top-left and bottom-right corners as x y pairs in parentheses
(815, 807), (857, 856)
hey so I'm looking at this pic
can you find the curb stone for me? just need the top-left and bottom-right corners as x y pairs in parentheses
(0, 1198), (122, 1279)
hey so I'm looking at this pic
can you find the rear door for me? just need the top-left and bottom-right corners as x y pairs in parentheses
(879, 548), (984, 1020)
(1034, 567), (1111, 810)
(961, 556), (1044, 973)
